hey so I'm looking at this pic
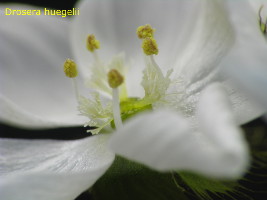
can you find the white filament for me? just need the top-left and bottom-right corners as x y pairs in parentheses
(112, 88), (123, 129)
(72, 78), (80, 101)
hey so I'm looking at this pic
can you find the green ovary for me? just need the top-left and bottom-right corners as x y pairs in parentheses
(110, 97), (152, 129)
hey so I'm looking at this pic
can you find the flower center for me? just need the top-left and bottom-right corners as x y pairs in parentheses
(63, 24), (174, 134)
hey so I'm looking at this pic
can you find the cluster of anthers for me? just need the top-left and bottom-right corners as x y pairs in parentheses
(259, 5), (267, 37)
(64, 24), (175, 135)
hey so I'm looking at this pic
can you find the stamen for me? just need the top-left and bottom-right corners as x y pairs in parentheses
(142, 54), (173, 103)
(135, 24), (174, 106)
(108, 69), (124, 129)
(87, 34), (100, 52)
(136, 24), (155, 39)
(142, 37), (159, 55)
(63, 59), (80, 100)
(149, 54), (159, 68)
(64, 59), (78, 78)
(86, 34), (102, 70)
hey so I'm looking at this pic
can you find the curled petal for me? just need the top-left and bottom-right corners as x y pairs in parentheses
(109, 85), (249, 179)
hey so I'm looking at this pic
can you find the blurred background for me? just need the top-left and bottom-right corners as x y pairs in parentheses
(0, 0), (266, 200)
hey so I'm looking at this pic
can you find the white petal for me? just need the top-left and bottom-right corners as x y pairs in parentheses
(0, 172), (104, 200)
(0, 94), (86, 129)
(197, 83), (249, 159)
(220, 1), (267, 116)
(178, 0), (264, 126)
(196, 83), (249, 178)
(178, 78), (263, 125)
(70, 0), (207, 97)
(175, 0), (234, 94)
(0, 134), (115, 200)
(0, 5), (86, 128)
(222, 81), (264, 124)
(109, 105), (249, 179)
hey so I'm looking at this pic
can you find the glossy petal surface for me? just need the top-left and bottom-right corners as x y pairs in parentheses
(0, 134), (115, 200)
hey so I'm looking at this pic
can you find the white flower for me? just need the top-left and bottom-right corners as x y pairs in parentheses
(0, 1), (263, 200)
(220, 0), (267, 110)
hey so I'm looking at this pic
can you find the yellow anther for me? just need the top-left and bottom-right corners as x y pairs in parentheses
(108, 69), (124, 88)
(87, 34), (100, 52)
(142, 37), (159, 55)
(64, 59), (78, 78)
(136, 24), (155, 39)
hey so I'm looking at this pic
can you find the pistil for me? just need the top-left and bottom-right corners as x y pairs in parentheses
(108, 69), (124, 129)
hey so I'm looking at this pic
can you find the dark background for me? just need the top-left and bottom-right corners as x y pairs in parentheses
(0, 0), (78, 10)
(0, 0), (266, 200)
